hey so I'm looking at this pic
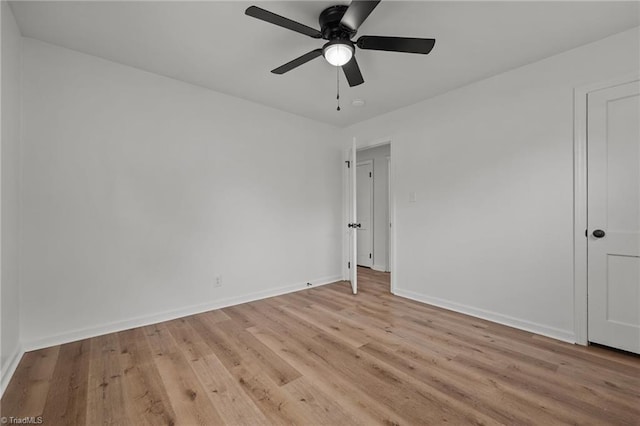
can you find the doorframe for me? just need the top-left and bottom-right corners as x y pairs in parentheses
(344, 137), (396, 294)
(573, 73), (640, 346)
(355, 159), (374, 268)
(386, 155), (391, 273)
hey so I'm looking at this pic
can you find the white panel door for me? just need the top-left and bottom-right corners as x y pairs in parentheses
(356, 161), (373, 267)
(587, 80), (640, 354)
(348, 139), (357, 294)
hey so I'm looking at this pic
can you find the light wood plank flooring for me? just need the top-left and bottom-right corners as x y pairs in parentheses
(2, 267), (639, 425)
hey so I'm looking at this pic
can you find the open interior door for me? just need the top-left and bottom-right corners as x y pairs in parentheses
(349, 138), (358, 294)
(587, 80), (640, 354)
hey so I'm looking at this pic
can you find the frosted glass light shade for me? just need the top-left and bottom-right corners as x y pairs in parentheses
(323, 43), (354, 66)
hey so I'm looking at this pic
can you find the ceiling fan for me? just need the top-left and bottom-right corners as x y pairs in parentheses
(245, 0), (436, 87)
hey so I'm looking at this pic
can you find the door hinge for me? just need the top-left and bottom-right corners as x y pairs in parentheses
(369, 172), (372, 178)
(348, 261), (351, 269)
(369, 253), (372, 259)
(345, 160), (350, 168)
(585, 229), (588, 237)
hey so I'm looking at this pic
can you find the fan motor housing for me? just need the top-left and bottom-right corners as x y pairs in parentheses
(319, 5), (357, 40)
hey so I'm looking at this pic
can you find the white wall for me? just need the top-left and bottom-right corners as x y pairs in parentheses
(1, 0), (23, 393)
(357, 144), (390, 271)
(19, 38), (343, 349)
(345, 27), (640, 342)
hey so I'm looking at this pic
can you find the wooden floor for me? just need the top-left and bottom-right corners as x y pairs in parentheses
(2, 268), (639, 425)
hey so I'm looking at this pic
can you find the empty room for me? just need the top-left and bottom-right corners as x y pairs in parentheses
(1, 0), (639, 424)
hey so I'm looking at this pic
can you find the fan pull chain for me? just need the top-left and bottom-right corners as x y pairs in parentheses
(336, 66), (341, 111)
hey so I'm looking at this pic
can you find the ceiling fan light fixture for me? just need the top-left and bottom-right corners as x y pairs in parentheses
(323, 40), (354, 66)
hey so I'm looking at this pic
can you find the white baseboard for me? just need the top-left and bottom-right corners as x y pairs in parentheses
(22, 275), (343, 352)
(394, 288), (576, 344)
(371, 264), (388, 272)
(1, 343), (25, 398)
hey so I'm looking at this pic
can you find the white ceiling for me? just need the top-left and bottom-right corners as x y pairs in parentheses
(10, 1), (640, 127)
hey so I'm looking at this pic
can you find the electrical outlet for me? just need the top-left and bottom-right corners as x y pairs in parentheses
(214, 276), (222, 288)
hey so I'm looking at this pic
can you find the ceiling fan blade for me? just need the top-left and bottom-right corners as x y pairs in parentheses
(340, 0), (381, 31)
(342, 57), (364, 87)
(245, 6), (322, 39)
(357, 36), (436, 54)
(271, 49), (324, 74)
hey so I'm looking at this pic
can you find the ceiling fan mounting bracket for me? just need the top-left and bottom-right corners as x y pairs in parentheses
(319, 5), (356, 40)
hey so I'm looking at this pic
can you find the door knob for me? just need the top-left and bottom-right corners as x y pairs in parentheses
(592, 229), (606, 238)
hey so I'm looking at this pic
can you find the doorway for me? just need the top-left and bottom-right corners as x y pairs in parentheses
(356, 144), (391, 273)
(345, 140), (393, 295)
(575, 77), (640, 354)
